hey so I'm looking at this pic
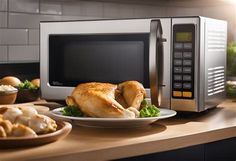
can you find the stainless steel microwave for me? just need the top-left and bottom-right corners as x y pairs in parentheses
(40, 16), (227, 112)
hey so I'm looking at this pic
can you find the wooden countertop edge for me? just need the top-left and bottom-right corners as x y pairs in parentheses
(33, 126), (236, 161)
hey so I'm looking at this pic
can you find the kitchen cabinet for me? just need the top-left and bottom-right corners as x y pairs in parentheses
(205, 137), (236, 161)
(118, 137), (236, 161)
(117, 144), (205, 161)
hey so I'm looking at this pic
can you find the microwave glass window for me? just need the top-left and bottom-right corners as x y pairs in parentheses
(176, 32), (192, 42)
(64, 41), (144, 82)
(49, 34), (149, 87)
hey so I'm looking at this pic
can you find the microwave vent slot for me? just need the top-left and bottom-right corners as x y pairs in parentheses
(207, 66), (225, 96)
(207, 30), (226, 52)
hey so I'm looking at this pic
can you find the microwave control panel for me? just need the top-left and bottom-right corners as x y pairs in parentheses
(172, 24), (195, 99)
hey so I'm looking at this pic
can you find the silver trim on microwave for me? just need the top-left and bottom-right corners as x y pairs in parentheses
(149, 20), (166, 107)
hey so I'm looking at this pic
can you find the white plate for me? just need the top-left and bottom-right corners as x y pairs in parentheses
(51, 108), (176, 128)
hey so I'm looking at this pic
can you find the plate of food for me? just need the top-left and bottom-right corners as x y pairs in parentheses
(51, 81), (177, 128)
(51, 107), (176, 128)
(0, 106), (72, 148)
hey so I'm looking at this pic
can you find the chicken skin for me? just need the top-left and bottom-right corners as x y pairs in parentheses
(66, 81), (146, 118)
(116, 81), (145, 110)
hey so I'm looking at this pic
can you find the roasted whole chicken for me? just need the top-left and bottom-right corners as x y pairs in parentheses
(66, 81), (146, 118)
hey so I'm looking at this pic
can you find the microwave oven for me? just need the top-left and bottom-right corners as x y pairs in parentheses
(40, 16), (227, 112)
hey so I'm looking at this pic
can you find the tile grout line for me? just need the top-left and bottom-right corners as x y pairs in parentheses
(27, 28), (29, 45)
(7, 0), (9, 28)
(7, 44), (9, 61)
(38, 0), (41, 14)
(7, 0), (9, 61)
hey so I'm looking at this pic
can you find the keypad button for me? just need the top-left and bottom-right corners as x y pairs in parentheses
(174, 67), (182, 73)
(174, 43), (183, 49)
(174, 75), (182, 81)
(174, 83), (182, 89)
(183, 67), (191, 73)
(183, 83), (192, 89)
(173, 91), (182, 97)
(174, 59), (182, 66)
(183, 43), (192, 49)
(183, 60), (192, 66)
(183, 91), (192, 98)
(174, 52), (182, 58)
(183, 52), (192, 58)
(183, 75), (191, 81)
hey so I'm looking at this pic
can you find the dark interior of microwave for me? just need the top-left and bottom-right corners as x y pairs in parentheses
(49, 34), (150, 88)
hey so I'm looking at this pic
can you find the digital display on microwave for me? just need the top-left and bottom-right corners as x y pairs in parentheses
(176, 32), (192, 42)
(49, 34), (150, 87)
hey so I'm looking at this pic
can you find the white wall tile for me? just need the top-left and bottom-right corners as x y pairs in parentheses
(118, 4), (134, 18)
(40, 2), (62, 15)
(29, 29), (39, 45)
(0, 0), (7, 11)
(149, 6), (167, 17)
(9, 13), (61, 29)
(8, 45), (39, 61)
(134, 5), (167, 17)
(9, 13), (39, 28)
(62, 2), (81, 16)
(61, 15), (103, 21)
(0, 12), (7, 28)
(0, 29), (28, 45)
(167, 7), (203, 16)
(80, 1), (103, 17)
(0, 46), (7, 61)
(39, 14), (62, 23)
(9, 0), (39, 13)
(133, 5), (151, 18)
(103, 3), (119, 18)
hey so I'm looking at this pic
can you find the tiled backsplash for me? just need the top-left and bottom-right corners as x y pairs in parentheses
(0, 0), (236, 63)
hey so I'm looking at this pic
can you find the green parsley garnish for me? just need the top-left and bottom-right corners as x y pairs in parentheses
(139, 100), (160, 118)
(61, 105), (84, 117)
(18, 80), (39, 90)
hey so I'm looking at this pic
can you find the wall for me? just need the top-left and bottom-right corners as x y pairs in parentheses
(0, 0), (235, 63)
(0, 0), (168, 63)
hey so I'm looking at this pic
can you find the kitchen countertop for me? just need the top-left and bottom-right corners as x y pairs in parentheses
(1, 99), (236, 161)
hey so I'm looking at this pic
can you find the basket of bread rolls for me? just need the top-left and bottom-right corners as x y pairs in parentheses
(0, 76), (41, 103)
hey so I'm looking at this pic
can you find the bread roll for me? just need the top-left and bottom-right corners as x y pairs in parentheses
(31, 78), (40, 87)
(0, 76), (21, 87)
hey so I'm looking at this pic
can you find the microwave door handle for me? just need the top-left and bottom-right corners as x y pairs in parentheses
(149, 20), (165, 107)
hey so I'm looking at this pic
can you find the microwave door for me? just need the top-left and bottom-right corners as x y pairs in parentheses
(149, 20), (165, 107)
